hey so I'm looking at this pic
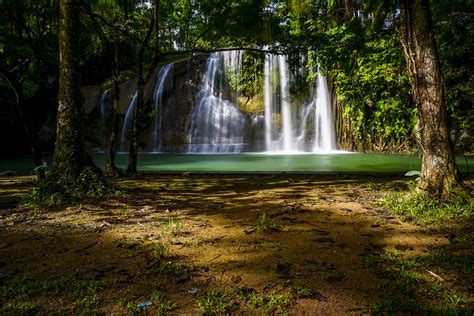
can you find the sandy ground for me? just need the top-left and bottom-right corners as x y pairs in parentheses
(0, 175), (472, 314)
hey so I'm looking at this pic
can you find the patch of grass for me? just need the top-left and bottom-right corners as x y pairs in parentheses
(1, 273), (126, 314)
(22, 167), (117, 209)
(150, 290), (177, 314)
(290, 286), (313, 299)
(254, 212), (276, 233)
(156, 261), (184, 273)
(165, 217), (183, 235)
(197, 291), (235, 314)
(2, 302), (39, 315)
(265, 292), (294, 314)
(379, 184), (473, 224)
(236, 288), (303, 313)
(236, 288), (264, 308)
(364, 250), (472, 314)
(153, 241), (168, 259)
(74, 293), (100, 312)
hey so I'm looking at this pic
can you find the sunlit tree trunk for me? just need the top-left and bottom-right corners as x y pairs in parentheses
(54, 0), (86, 176)
(399, 0), (460, 198)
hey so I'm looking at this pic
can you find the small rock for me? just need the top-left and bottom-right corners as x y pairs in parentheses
(263, 283), (276, 292)
(231, 275), (242, 284)
(187, 287), (200, 295)
(244, 228), (256, 235)
(313, 291), (330, 302)
(276, 262), (291, 275)
(341, 208), (352, 212)
(371, 223), (381, 228)
(325, 273), (345, 283)
(395, 244), (414, 251)
(320, 262), (336, 271)
(170, 270), (189, 284)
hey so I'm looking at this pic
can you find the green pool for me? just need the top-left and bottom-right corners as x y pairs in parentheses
(1, 153), (473, 175)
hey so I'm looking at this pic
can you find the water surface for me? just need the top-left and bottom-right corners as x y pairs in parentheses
(1, 153), (472, 175)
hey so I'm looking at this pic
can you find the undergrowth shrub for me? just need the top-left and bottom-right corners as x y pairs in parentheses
(22, 167), (116, 209)
(380, 183), (473, 224)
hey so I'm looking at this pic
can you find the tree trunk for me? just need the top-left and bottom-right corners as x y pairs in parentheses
(126, 3), (156, 175)
(126, 76), (144, 175)
(105, 79), (122, 176)
(54, 0), (86, 176)
(399, 0), (460, 198)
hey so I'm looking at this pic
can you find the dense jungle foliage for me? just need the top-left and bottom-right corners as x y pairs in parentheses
(0, 0), (472, 154)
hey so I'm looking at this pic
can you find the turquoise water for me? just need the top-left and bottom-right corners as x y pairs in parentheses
(1, 153), (473, 174)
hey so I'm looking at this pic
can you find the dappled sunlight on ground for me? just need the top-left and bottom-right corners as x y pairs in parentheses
(0, 175), (472, 314)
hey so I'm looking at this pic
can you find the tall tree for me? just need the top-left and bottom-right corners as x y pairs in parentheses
(54, 0), (87, 176)
(126, 0), (159, 175)
(399, 0), (460, 198)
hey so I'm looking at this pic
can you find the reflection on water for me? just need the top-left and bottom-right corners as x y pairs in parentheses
(1, 153), (472, 174)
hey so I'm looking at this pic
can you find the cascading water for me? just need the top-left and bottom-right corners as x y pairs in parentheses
(263, 53), (337, 153)
(278, 55), (295, 152)
(120, 91), (138, 151)
(314, 68), (337, 151)
(187, 52), (246, 153)
(100, 89), (110, 122)
(112, 50), (337, 154)
(152, 64), (173, 152)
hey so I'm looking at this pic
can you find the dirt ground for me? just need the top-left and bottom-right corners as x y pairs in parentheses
(0, 175), (472, 315)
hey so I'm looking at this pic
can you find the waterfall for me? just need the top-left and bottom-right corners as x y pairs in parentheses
(264, 54), (273, 151)
(120, 91), (138, 152)
(106, 50), (338, 154)
(152, 64), (173, 152)
(314, 68), (337, 151)
(100, 89), (110, 122)
(187, 52), (246, 153)
(99, 89), (111, 148)
(278, 55), (294, 152)
(263, 54), (337, 153)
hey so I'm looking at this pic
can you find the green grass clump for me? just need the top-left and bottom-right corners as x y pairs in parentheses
(364, 250), (472, 314)
(2, 302), (39, 315)
(254, 212), (276, 233)
(380, 184), (472, 224)
(165, 217), (184, 235)
(22, 167), (116, 209)
(150, 290), (177, 314)
(197, 291), (235, 314)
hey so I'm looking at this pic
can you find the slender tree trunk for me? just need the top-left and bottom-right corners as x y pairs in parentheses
(399, 0), (460, 198)
(54, 0), (86, 176)
(126, 4), (157, 175)
(105, 79), (122, 176)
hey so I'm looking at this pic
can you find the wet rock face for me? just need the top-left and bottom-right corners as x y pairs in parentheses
(81, 54), (209, 151)
(156, 55), (208, 152)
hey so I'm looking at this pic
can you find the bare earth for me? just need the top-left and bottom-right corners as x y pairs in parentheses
(0, 175), (472, 314)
